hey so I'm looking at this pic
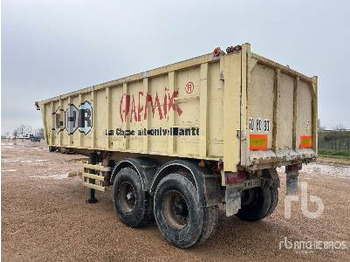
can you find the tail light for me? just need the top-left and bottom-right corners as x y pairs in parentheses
(286, 163), (302, 173)
(213, 47), (221, 57)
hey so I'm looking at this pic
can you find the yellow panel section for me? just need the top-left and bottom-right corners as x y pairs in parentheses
(127, 81), (143, 152)
(208, 62), (224, 158)
(95, 89), (108, 149)
(248, 63), (274, 150)
(223, 52), (241, 172)
(148, 75), (169, 153)
(297, 81), (312, 147)
(109, 85), (123, 149)
(174, 66), (200, 155)
(277, 73), (294, 149)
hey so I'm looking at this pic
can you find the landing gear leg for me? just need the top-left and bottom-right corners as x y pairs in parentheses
(87, 152), (98, 204)
(87, 189), (98, 204)
(286, 164), (302, 195)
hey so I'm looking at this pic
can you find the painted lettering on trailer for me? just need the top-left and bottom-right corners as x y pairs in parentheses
(119, 88), (183, 123)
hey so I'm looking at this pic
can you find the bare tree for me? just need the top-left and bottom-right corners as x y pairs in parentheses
(35, 128), (45, 139)
(12, 129), (18, 137)
(334, 124), (346, 131)
(12, 125), (32, 138)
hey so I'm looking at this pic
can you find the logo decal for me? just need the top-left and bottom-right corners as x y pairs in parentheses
(65, 104), (79, 135)
(78, 101), (93, 135)
(185, 82), (194, 94)
(53, 101), (93, 135)
(119, 88), (183, 123)
(54, 107), (65, 133)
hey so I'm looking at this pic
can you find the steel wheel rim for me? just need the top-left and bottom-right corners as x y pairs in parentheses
(119, 181), (137, 212)
(241, 188), (258, 207)
(163, 191), (189, 230)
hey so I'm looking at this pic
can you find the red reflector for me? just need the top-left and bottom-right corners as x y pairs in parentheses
(249, 134), (268, 150)
(225, 172), (246, 185)
(286, 163), (302, 173)
(300, 136), (312, 148)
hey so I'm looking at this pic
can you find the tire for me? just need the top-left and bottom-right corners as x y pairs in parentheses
(235, 186), (278, 221)
(265, 187), (278, 217)
(112, 167), (153, 228)
(154, 173), (218, 248)
(197, 205), (219, 245)
(49, 146), (57, 152)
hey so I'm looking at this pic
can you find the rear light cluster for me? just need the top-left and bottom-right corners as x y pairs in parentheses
(198, 160), (224, 172)
(225, 172), (246, 185)
(213, 47), (222, 57)
(213, 45), (242, 57)
(286, 163), (302, 173)
(226, 45), (242, 53)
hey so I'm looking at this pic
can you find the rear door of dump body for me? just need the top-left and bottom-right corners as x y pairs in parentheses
(240, 44), (318, 170)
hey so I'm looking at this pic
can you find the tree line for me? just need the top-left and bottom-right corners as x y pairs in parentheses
(7, 125), (45, 139)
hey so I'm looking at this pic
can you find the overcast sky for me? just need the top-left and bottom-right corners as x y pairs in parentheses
(2, 0), (350, 134)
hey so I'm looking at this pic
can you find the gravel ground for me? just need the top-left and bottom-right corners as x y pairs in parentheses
(1, 140), (350, 261)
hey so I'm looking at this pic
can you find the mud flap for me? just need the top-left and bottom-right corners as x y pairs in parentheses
(286, 172), (299, 195)
(285, 164), (301, 195)
(225, 187), (241, 217)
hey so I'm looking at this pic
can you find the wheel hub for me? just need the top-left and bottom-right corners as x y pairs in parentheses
(120, 182), (137, 212)
(163, 191), (189, 230)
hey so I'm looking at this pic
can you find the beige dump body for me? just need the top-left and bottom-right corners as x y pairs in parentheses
(38, 44), (317, 172)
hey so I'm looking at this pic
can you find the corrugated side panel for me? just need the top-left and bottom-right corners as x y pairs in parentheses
(42, 58), (224, 161)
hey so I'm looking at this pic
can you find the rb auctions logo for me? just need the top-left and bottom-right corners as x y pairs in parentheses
(285, 181), (324, 219)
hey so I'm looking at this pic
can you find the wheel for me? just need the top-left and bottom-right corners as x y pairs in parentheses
(154, 173), (218, 248)
(112, 167), (153, 227)
(265, 187), (278, 217)
(49, 146), (57, 152)
(198, 205), (219, 245)
(235, 186), (278, 221)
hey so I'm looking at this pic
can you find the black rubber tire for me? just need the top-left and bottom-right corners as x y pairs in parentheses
(197, 205), (219, 245)
(49, 146), (57, 152)
(265, 187), (279, 218)
(154, 173), (218, 248)
(112, 167), (153, 228)
(235, 186), (276, 221)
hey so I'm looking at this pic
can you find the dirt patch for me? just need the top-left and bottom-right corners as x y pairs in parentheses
(2, 140), (350, 261)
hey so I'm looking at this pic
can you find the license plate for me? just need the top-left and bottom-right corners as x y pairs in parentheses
(243, 179), (261, 189)
(230, 178), (261, 189)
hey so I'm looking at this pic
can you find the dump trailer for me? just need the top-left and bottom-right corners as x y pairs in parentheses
(36, 43), (318, 248)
